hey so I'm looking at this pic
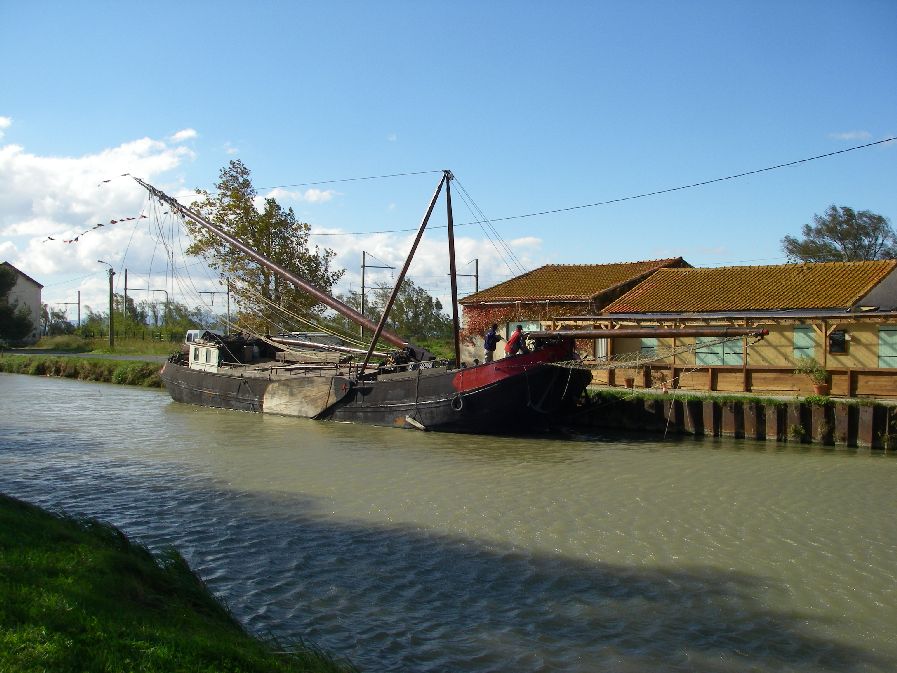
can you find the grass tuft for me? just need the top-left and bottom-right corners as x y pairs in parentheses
(0, 493), (357, 673)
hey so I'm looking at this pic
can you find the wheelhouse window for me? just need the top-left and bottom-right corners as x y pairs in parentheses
(192, 346), (199, 361)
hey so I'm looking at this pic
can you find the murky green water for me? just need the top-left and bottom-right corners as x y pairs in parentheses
(1, 372), (895, 672)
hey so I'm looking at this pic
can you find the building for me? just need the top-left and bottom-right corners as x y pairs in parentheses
(554, 260), (897, 397)
(459, 258), (688, 359)
(1, 262), (43, 344)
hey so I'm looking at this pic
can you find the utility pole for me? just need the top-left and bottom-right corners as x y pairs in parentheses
(55, 301), (79, 333)
(360, 251), (394, 338)
(199, 290), (227, 329)
(152, 289), (169, 329)
(123, 269), (128, 328)
(457, 258), (479, 293)
(98, 260), (115, 348)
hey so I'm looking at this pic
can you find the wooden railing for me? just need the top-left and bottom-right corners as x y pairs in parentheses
(591, 364), (897, 399)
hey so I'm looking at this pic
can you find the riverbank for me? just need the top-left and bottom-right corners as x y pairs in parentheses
(0, 353), (163, 387)
(575, 388), (897, 449)
(0, 493), (356, 673)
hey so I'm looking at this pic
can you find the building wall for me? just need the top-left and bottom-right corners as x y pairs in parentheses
(575, 321), (897, 371)
(5, 269), (42, 344)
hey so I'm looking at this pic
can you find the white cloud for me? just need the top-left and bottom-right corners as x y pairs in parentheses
(170, 128), (198, 142)
(0, 116), (11, 139)
(0, 131), (198, 309)
(387, 132), (397, 142)
(829, 130), (872, 141)
(223, 142), (239, 155)
(261, 187), (338, 206)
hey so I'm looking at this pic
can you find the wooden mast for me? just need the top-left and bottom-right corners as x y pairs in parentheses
(445, 172), (461, 367)
(359, 172), (448, 374)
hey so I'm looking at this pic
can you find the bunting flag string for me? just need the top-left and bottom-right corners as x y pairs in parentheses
(42, 214), (148, 244)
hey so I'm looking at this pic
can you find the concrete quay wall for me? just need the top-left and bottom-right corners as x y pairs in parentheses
(570, 394), (897, 450)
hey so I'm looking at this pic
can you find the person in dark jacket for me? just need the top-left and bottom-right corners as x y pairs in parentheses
(483, 323), (502, 363)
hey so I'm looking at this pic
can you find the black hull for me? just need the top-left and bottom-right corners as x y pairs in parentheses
(160, 353), (591, 434)
(324, 364), (590, 433)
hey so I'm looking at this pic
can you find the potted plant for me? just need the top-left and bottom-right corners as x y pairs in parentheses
(794, 356), (830, 395)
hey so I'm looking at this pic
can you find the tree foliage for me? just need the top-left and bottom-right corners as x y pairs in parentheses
(338, 278), (452, 341)
(0, 265), (35, 343)
(782, 205), (897, 263)
(185, 160), (344, 334)
(41, 304), (75, 336)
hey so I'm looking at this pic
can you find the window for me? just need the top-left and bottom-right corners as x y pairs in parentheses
(829, 330), (847, 354)
(879, 327), (897, 368)
(695, 337), (743, 366)
(204, 348), (211, 363)
(793, 326), (815, 360)
(594, 338), (608, 361)
(192, 346), (199, 361)
(505, 321), (542, 340)
(640, 336), (658, 357)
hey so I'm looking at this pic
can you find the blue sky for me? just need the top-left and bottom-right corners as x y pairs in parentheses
(1, 1), (895, 318)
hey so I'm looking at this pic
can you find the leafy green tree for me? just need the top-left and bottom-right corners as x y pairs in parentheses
(78, 306), (107, 338)
(339, 278), (452, 341)
(782, 206), (897, 262)
(0, 265), (35, 343)
(41, 304), (75, 336)
(185, 160), (344, 335)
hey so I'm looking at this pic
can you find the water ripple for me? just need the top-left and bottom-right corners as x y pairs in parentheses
(1, 374), (896, 672)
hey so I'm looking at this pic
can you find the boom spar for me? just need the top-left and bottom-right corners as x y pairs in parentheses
(131, 176), (415, 353)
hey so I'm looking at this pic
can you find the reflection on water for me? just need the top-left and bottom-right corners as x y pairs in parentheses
(1, 373), (896, 672)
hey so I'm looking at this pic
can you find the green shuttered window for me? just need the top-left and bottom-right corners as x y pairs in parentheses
(878, 327), (897, 368)
(793, 326), (815, 360)
(695, 337), (743, 366)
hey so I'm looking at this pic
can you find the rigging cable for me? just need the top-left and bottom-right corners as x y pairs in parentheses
(453, 176), (528, 277)
(308, 136), (897, 236)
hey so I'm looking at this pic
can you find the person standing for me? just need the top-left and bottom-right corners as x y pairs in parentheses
(504, 324), (529, 356)
(483, 323), (502, 363)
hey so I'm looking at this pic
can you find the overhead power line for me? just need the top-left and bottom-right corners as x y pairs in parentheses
(308, 136), (897, 237)
(259, 169), (444, 190)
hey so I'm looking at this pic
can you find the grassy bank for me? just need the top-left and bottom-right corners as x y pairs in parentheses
(21, 335), (179, 357)
(0, 355), (163, 387)
(0, 493), (356, 673)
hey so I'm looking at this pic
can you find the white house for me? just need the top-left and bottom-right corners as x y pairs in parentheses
(1, 262), (43, 344)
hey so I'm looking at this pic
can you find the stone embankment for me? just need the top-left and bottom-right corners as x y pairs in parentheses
(571, 391), (897, 450)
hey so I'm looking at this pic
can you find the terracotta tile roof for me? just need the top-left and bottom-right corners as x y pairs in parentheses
(460, 259), (686, 304)
(604, 260), (897, 313)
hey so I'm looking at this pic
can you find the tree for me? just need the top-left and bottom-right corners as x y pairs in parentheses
(782, 206), (897, 263)
(185, 160), (344, 334)
(41, 304), (75, 336)
(338, 278), (452, 341)
(0, 265), (34, 343)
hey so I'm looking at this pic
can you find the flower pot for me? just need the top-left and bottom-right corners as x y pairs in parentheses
(813, 383), (830, 396)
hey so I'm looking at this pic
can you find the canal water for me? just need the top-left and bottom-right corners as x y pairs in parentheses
(1, 373), (895, 673)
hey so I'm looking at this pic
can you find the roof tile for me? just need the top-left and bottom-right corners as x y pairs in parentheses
(604, 260), (897, 313)
(460, 259), (685, 304)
